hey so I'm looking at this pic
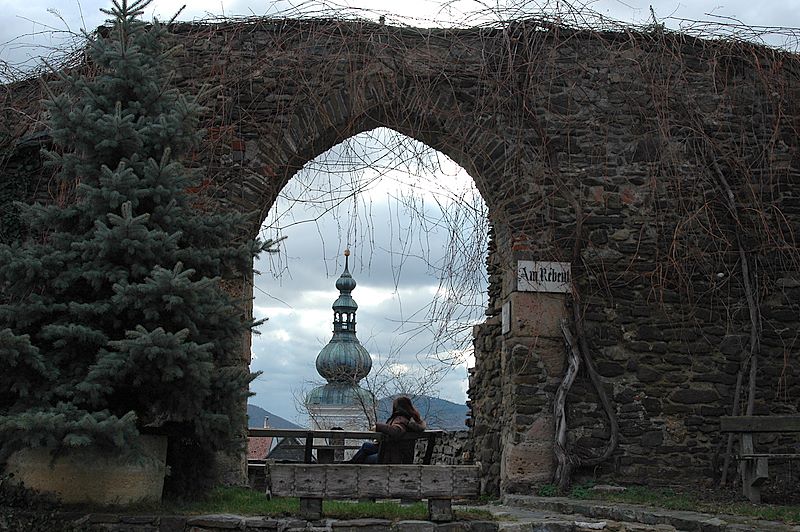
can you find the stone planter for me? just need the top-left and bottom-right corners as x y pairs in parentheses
(5, 434), (168, 505)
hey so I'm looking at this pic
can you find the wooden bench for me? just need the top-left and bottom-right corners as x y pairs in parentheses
(268, 463), (480, 521)
(247, 428), (444, 464)
(720, 415), (800, 503)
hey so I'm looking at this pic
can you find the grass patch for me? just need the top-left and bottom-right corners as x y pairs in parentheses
(173, 487), (299, 516)
(536, 484), (558, 497)
(72, 487), (493, 521)
(568, 485), (800, 524)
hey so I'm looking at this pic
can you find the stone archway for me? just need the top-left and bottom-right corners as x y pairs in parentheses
(4, 16), (800, 495)
(253, 124), (489, 427)
(163, 20), (556, 491)
(146, 20), (800, 494)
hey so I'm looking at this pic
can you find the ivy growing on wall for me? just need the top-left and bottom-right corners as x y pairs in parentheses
(0, 139), (44, 244)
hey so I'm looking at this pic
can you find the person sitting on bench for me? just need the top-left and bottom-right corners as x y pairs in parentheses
(349, 396), (426, 464)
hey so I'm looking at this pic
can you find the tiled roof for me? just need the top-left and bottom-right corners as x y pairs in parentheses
(247, 436), (273, 460)
(268, 437), (307, 462)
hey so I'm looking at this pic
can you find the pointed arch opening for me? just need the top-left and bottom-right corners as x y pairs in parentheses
(249, 127), (490, 429)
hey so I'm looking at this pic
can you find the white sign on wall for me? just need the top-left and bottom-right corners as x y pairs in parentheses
(517, 261), (572, 293)
(501, 301), (511, 334)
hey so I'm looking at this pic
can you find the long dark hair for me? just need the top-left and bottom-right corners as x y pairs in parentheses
(391, 396), (422, 423)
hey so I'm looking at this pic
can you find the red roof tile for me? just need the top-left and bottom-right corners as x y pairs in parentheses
(247, 436), (273, 460)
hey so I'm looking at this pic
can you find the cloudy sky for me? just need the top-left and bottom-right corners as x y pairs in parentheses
(3, 0), (800, 74)
(251, 132), (488, 424)
(2, 0), (799, 424)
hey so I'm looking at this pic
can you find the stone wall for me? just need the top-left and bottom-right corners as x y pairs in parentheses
(467, 228), (504, 494)
(418, 430), (471, 466)
(2, 18), (799, 495)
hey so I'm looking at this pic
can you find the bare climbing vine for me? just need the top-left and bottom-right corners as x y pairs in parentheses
(2, 0), (800, 491)
(553, 193), (620, 490)
(708, 156), (763, 485)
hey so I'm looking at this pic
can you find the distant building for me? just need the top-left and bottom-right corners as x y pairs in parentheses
(306, 249), (375, 430)
(247, 416), (273, 461)
(247, 437), (272, 461)
(267, 437), (306, 462)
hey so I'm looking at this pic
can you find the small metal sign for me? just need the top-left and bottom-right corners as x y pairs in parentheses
(517, 261), (572, 293)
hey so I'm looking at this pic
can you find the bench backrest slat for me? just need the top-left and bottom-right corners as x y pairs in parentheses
(269, 464), (480, 499)
(248, 428), (443, 440)
(720, 416), (800, 433)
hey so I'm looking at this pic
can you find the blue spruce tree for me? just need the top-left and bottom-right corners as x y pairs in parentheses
(0, 0), (273, 493)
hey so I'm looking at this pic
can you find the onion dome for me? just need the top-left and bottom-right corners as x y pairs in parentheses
(306, 382), (374, 406)
(310, 249), (373, 401)
(316, 338), (372, 382)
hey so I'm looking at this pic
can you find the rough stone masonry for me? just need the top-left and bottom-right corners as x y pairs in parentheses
(1, 18), (799, 495)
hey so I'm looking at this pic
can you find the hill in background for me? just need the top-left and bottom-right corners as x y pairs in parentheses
(247, 404), (302, 429)
(248, 395), (467, 430)
(377, 395), (468, 430)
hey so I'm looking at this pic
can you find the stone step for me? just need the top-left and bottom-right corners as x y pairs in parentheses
(499, 495), (800, 532)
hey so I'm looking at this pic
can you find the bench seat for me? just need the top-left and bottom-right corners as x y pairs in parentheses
(720, 415), (800, 503)
(268, 463), (480, 521)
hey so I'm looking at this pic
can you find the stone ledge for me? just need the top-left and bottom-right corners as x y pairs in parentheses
(187, 513), (246, 528)
(64, 513), (498, 532)
(502, 495), (800, 532)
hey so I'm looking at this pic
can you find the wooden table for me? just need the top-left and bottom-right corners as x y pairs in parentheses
(247, 428), (444, 464)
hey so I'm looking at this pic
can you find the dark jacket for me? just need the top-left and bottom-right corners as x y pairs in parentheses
(375, 408), (426, 464)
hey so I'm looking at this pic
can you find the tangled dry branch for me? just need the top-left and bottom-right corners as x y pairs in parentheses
(2, 0), (799, 488)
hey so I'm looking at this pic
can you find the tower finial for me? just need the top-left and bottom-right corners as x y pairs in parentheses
(344, 248), (350, 270)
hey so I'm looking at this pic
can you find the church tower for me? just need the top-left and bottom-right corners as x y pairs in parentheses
(306, 250), (375, 429)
